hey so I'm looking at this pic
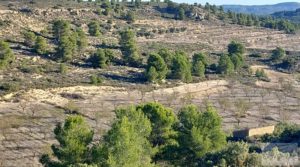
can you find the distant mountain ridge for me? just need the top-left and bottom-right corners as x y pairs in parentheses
(222, 2), (300, 15)
(272, 8), (300, 23)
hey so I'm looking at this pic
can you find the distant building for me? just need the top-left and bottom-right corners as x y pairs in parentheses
(233, 125), (275, 139)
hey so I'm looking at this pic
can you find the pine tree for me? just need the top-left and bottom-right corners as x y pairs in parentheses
(177, 104), (226, 163)
(170, 51), (192, 82)
(90, 49), (109, 68)
(228, 41), (245, 55)
(192, 52), (208, 67)
(53, 20), (71, 40)
(40, 115), (94, 166)
(23, 31), (36, 47)
(230, 54), (243, 70)
(88, 21), (101, 37)
(218, 54), (234, 75)
(56, 32), (77, 62)
(271, 47), (285, 62)
(0, 41), (15, 69)
(193, 61), (205, 78)
(35, 36), (48, 55)
(178, 8), (185, 20)
(146, 53), (168, 83)
(158, 48), (174, 68)
(119, 29), (140, 66)
(76, 28), (88, 53)
(137, 102), (178, 160)
(93, 106), (155, 167)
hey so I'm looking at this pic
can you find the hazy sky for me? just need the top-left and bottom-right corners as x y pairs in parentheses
(173, 0), (300, 5)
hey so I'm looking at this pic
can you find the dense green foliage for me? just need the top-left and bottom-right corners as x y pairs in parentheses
(23, 31), (36, 47)
(119, 29), (140, 66)
(53, 20), (71, 40)
(40, 102), (230, 167)
(90, 49), (109, 68)
(261, 122), (300, 144)
(56, 32), (77, 62)
(226, 9), (299, 33)
(136, 102), (178, 160)
(35, 36), (48, 55)
(218, 54), (234, 75)
(177, 104), (226, 164)
(228, 41), (245, 55)
(271, 47), (286, 62)
(145, 53), (168, 83)
(93, 106), (155, 167)
(88, 21), (101, 37)
(0, 41), (14, 69)
(192, 53), (208, 78)
(76, 28), (88, 52)
(40, 115), (94, 166)
(158, 48), (174, 69)
(272, 8), (300, 23)
(40, 100), (299, 167)
(170, 51), (192, 82)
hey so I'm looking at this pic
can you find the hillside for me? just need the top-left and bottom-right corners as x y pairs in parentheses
(272, 8), (300, 23)
(0, 0), (300, 167)
(222, 2), (300, 15)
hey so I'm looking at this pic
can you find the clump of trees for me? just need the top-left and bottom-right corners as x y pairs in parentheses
(222, 5), (299, 33)
(217, 41), (246, 75)
(40, 102), (232, 167)
(53, 20), (88, 62)
(261, 122), (300, 145)
(0, 41), (15, 69)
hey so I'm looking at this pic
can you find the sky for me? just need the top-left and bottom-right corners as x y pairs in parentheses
(173, 0), (300, 5)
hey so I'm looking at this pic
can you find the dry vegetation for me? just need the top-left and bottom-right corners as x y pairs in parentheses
(0, 0), (300, 166)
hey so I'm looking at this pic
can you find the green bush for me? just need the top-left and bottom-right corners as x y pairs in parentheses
(88, 21), (101, 36)
(90, 49), (110, 68)
(90, 75), (103, 85)
(56, 32), (77, 62)
(145, 53), (168, 83)
(119, 29), (140, 66)
(0, 82), (20, 93)
(218, 54), (234, 75)
(52, 20), (71, 40)
(170, 51), (192, 83)
(59, 63), (68, 74)
(40, 115), (93, 166)
(228, 41), (245, 55)
(23, 31), (36, 47)
(271, 47), (285, 62)
(35, 36), (48, 55)
(255, 69), (270, 81)
(0, 41), (15, 69)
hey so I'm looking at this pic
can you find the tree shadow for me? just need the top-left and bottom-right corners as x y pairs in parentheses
(103, 71), (146, 84)
(94, 43), (121, 50)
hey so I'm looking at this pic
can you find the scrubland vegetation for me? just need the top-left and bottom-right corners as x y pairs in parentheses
(0, 0), (300, 166)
